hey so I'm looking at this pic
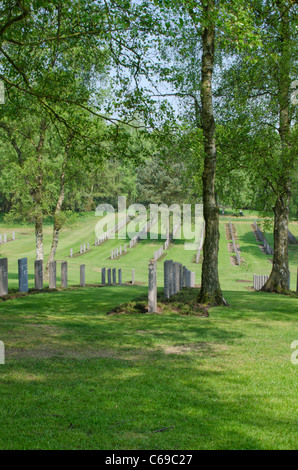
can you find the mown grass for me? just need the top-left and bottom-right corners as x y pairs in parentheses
(0, 286), (297, 450)
(0, 212), (297, 450)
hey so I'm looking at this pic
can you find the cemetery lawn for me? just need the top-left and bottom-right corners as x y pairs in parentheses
(0, 286), (297, 450)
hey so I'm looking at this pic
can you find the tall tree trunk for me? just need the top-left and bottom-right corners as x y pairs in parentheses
(35, 210), (43, 261)
(45, 134), (72, 278)
(263, 1), (292, 293)
(198, 0), (225, 305)
(45, 173), (65, 278)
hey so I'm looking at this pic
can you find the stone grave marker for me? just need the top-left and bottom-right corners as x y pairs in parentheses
(35, 260), (43, 290)
(0, 258), (8, 296)
(18, 258), (28, 293)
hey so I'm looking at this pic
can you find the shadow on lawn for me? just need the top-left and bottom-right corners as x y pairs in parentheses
(0, 287), (297, 449)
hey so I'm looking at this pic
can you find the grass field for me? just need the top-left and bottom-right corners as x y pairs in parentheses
(0, 212), (297, 450)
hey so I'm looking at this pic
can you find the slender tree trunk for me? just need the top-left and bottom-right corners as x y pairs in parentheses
(45, 176), (65, 277)
(45, 135), (72, 278)
(35, 210), (44, 261)
(198, 0), (225, 305)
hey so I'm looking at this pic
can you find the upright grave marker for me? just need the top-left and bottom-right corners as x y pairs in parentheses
(0, 258), (8, 296)
(80, 265), (85, 287)
(118, 269), (122, 285)
(148, 260), (157, 313)
(164, 260), (171, 299)
(49, 261), (57, 289)
(101, 268), (106, 285)
(35, 260), (43, 290)
(61, 262), (68, 288)
(18, 258), (28, 293)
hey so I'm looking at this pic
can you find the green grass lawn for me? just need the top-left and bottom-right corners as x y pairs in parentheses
(0, 213), (297, 449)
(0, 287), (297, 450)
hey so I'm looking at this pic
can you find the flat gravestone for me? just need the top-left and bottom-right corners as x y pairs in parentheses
(18, 258), (28, 293)
(49, 261), (57, 289)
(80, 265), (85, 287)
(0, 258), (8, 296)
(61, 262), (68, 288)
(35, 260), (43, 290)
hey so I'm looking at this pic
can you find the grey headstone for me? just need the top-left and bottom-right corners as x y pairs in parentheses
(80, 245), (83, 254)
(34, 260), (43, 290)
(12, 231), (15, 240)
(124, 243), (127, 253)
(111, 249), (114, 260)
(112, 268), (116, 284)
(118, 269), (122, 285)
(168, 260), (174, 296)
(61, 262), (68, 288)
(190, 272), (195, 287)
(101, 268), (106, 285)
(107, 268), (111, 285)
(148, 260), (157, 313)
(182, 266), (187, 288)
(18, 258), (28, 293)
(132, 268), (135, 285)
(49, 261), (57, 289)
(179, 264), (183, 290)
(164, 260), (170, 299)
(187, 270), (191, 287)
(3, 234), (7, 243)
(83, 243), (86, 253)
(0, 235), (2, 244)
(70, 248), (73, 258)
(174, 262), (180, 294)
(80, 265), (85, 287)
(0, 258), (8, 296)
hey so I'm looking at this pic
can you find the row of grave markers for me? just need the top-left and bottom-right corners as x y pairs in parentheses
(111, 244), (127, 259)
(0, 258), (80, 295)
(95, 215), (131, 246)
(253, 273), (291, 290)
(129, 216), (158, 249)
(148, 259), (196, 313)
(0, 258), (139, 296)
(70, 243), (90, 258)
(229, 220), (241, 265)
(254, 220), (274, 256)
(101, 267), (125, 285)
(0, 232), (16, 244)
